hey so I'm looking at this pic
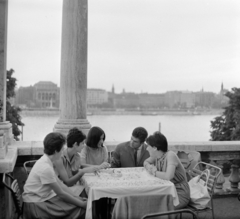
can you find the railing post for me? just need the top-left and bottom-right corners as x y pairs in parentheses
(214, 164), (225, 194)
(228, 164), (240, 193)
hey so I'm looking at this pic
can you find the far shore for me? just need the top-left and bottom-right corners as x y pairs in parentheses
(20, 108), (224, 117)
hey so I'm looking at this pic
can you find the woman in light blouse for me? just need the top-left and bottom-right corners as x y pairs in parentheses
(80, 126), (110, 168)
(23, 132), (86, 219)
(144, 131), (190, 209)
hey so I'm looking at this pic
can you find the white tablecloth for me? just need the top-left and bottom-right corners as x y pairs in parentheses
(81, 167), (179, 219)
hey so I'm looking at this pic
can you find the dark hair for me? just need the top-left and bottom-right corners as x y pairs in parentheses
(132, 127), (148, 143)
(67, 127), (86, 148)
(146, 131), (168, 152)
(86, 126), (105, 148)
(43, 132), (66, 155)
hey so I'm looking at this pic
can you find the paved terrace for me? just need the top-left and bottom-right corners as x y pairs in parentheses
(1, 141), (240, 219)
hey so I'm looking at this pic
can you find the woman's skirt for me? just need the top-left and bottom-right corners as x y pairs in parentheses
(174, 181), (191, 210)
(23, 196), (85, 219)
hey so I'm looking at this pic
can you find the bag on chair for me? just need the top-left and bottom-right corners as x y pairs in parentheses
(188, 169), (211, 209)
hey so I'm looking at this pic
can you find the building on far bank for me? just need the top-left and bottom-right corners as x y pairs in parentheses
(87, 88), (108, 106)
(15, 81), (228, 110)
(34, 81), (60, 108)
(139, 93), (165, 109)
(164, 91), (181, 108)
(180, 91), (195, 108)
(15, 81), (60, 108)
(194, 90), (215, 108)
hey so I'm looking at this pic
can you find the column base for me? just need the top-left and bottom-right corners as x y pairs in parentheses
(0, 121), (13, 159)
(53, 119), (91, 136)
(0, 144), (7, 159)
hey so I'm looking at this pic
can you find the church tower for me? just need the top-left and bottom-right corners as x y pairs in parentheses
(112, 84), (115, 94)
(221, 82), (224, 93)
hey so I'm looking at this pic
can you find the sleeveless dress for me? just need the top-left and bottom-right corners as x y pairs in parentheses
(155, 150), (190, 209)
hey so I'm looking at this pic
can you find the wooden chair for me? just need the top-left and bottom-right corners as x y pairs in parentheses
(2, 173), (23, 219)
(187, 161), (221, 219)
(142, 209), (198, 219)
(23, 160), (37, 176)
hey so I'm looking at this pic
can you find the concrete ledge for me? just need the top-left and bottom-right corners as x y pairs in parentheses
(11, 140), (240, 156)
(0, 147), (18, 173)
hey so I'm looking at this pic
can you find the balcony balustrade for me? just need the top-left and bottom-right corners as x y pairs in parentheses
(1, 140), (240, 218)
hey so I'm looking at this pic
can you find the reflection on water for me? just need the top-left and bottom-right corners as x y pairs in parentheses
(21, 115), (218, 142)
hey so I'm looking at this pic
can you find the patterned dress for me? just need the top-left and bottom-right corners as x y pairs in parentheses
(155, 150), (190, 209)
(60, 149), (85, 196)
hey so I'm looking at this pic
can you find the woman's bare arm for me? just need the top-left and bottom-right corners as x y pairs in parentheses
(48, 181), (87, 208)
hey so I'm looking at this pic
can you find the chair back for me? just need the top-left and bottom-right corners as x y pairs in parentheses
(177, 151), (201, 181)
(2, 173), (22, 218)
(189, 161), (221, 196)
(142, 209), (198, 219)
(23, 160), (37, 176)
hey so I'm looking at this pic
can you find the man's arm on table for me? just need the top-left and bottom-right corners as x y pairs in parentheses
(111, 145), (121, 168)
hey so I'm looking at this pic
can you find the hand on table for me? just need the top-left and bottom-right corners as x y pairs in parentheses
(84, 166), (99, 173)
(146, 164), (157, 176)
(99, 162), (111, 169)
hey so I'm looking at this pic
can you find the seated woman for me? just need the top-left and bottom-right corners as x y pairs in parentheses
(80, 126), (110, 218)
(80, 126), (110, 168)
(22, 132), (86, 219)
(54, 127), (99, 197)
(144, 131), (190, 209)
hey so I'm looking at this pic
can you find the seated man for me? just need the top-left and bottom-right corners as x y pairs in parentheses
(111, 127), (149, 168)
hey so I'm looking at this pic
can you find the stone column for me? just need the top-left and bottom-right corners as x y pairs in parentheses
(54, 0), (91, 136)
(0, 0), (12, 159)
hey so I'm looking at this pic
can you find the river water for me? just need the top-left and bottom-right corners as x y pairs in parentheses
(20, 114), (218, 142)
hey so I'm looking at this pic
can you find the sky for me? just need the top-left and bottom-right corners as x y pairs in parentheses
(7, 0), (240, 94)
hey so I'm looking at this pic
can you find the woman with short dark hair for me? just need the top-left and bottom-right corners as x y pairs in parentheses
(23, 132), (86, 219)
(144, 131), (190, 209)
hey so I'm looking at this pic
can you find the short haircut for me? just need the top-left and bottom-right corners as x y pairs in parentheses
(86, 126), (105, 148)
(43, 132), (66, 155)
(132, 127), (148, 143)
(146, 131), (168, 152)
(67, 127), (86, 148)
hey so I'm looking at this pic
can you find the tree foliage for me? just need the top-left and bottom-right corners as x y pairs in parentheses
(1, 69), (24, 140)
(210, 87), (240, 141)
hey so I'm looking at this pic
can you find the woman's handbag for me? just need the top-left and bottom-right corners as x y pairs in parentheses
(188, 169), (211, 209)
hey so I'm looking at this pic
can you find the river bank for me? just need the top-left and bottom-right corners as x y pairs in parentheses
(19, 108), (224, 117)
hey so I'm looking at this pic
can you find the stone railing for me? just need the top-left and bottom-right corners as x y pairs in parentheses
(1, 141), (240, 192)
